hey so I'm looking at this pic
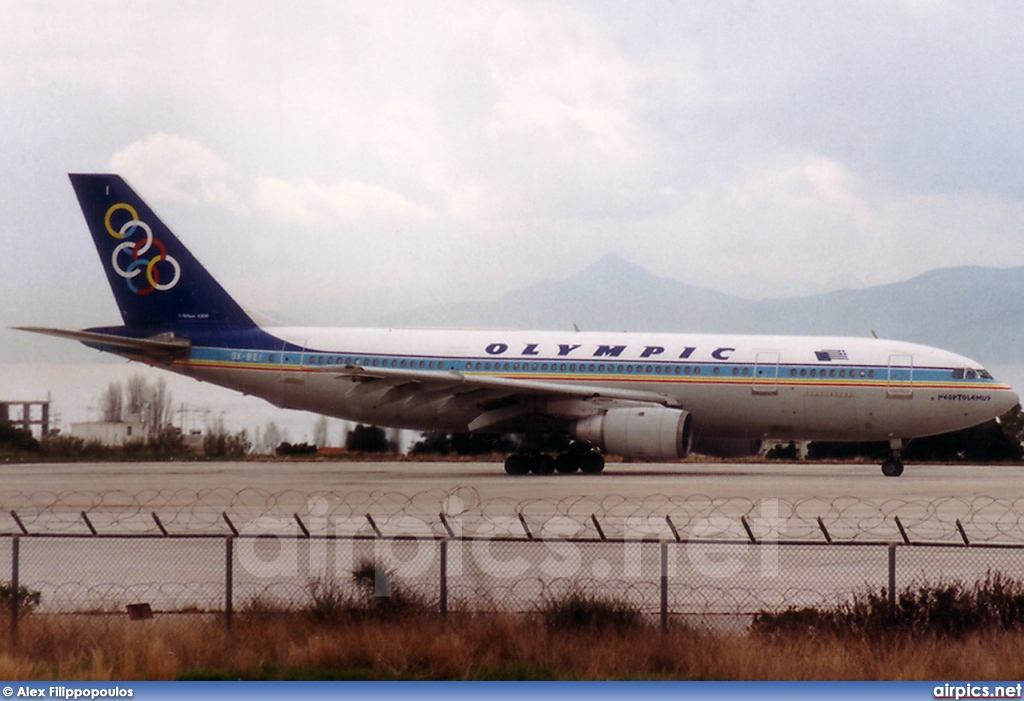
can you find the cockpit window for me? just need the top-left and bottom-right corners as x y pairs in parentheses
(954, 367), (994, 380)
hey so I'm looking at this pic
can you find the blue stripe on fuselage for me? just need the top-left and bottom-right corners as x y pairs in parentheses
(179, 344), (1005, 392)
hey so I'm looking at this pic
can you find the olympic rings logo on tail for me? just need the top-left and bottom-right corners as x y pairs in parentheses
(104, 203), (181, 295)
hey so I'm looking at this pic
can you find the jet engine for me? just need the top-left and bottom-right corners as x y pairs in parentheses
(570, 407), (692, 461)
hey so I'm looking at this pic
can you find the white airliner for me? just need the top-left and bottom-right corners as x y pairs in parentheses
(18, 174), (1020, 476)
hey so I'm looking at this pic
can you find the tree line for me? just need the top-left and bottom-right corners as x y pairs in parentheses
(766, 405), (1024, 463)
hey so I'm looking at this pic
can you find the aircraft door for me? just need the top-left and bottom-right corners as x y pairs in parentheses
(753, 351), (780, 394)
(279, 339), (308, 385)
(887, 354), (914, 398)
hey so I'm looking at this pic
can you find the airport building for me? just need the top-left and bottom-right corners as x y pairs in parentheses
(1, 399), (51, 437)
(68, 418), (146, 445)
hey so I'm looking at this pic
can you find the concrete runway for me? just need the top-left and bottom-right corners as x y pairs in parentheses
(2, 459), (1023, 503)
(3, 459), (1024, 542)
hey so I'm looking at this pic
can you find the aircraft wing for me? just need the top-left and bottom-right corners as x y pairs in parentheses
(14, 327), (192, 363)
(334, 364), (681, 432)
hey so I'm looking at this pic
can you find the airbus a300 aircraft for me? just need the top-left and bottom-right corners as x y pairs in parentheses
(18, 174), (1020, 477)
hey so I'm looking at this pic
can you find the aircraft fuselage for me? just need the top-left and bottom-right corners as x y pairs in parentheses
(160, 326), (1014, 443)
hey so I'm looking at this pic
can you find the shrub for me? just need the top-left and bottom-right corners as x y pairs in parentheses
(345, 425), (389, 452)
(348, 559), (431, 618)
(39, 433), (88, 457)
(751, 572), (1024, 640)
(410, 431), (519, 456)
(537, 588), (646, 632)
(270, 560), (436, 623)
(204, 428), (251, 458)
(147, 426), (188, 456)
(121, 437), (149, 457)
(276, 441), (317, 456)
(0, 423), (41, 453)
(0, 580), (42, 612)
(237, 592), (288, 622)
(305, 576), (354, 620)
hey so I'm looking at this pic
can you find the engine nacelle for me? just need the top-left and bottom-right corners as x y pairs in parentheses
(570, 407), (692, 461)
(692, 436), (764, 458)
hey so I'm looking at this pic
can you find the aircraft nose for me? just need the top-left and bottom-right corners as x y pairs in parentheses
(997, 385), (1021, 415)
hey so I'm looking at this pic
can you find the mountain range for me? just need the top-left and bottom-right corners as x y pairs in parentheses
(372, 255), (1024, 366)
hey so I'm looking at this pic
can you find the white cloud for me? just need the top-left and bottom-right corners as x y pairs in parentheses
(250, 176), (436, 228)
(109, 133), (239, 208)
(486, 7), (642, 165)
(5, 0), (1024, 349)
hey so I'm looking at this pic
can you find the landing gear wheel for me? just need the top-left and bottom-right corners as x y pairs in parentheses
(579, 452), (605, 474)
(881, 438), (906, 477)
(530, 454), (556, 475)
(881, 457), (904, 477)
(555, 453), (580, 474)
(504, 454), (530, 475)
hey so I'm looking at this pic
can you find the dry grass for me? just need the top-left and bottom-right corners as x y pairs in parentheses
(4, 611), (1024, 680)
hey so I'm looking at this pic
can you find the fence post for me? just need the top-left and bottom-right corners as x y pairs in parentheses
(439, 538), (448, 619)
(10, 534), (19, 649)
(225, 535), (234, 633)
(660, 541), (668, 634)
(888, 544), (897, 618)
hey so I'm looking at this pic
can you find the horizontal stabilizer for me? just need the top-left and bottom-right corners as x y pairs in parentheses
(14, 327), (191, 362)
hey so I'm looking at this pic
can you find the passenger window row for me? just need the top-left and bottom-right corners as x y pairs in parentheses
(267, 355), (903, 382)
(790, 368), (875, 379)
(251, 354), (991, 386)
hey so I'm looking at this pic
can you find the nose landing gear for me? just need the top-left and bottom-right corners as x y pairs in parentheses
(881, 439), (905, 477)
(881, 456), (904, 477)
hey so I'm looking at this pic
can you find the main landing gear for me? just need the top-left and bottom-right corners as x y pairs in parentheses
(881, 439), (905, 477)
(504, 445), (605, 475)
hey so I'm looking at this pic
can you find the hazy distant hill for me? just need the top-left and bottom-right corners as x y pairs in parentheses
(374, 255), (1024, 364)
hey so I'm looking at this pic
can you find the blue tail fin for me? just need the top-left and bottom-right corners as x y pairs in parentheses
(69, 174), (255, 329)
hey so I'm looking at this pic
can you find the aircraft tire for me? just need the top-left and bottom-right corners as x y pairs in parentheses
(555, 453), (580, 474)
(531, 454), (556, 475)
(579, 452), (605, 474)
(881, 457), (904, 477)
(504, 455), (530, 475)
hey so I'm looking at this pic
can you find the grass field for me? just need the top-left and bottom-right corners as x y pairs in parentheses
(4, 606), (1024, 681)
(7, 571), (1024, 680)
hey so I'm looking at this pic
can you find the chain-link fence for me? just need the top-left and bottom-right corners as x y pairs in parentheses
(7, 488), (1024, 542)
(5, 489), (1024, 646)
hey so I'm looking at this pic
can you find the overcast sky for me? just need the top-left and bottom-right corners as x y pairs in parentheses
(4, 1), (1024, 363)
